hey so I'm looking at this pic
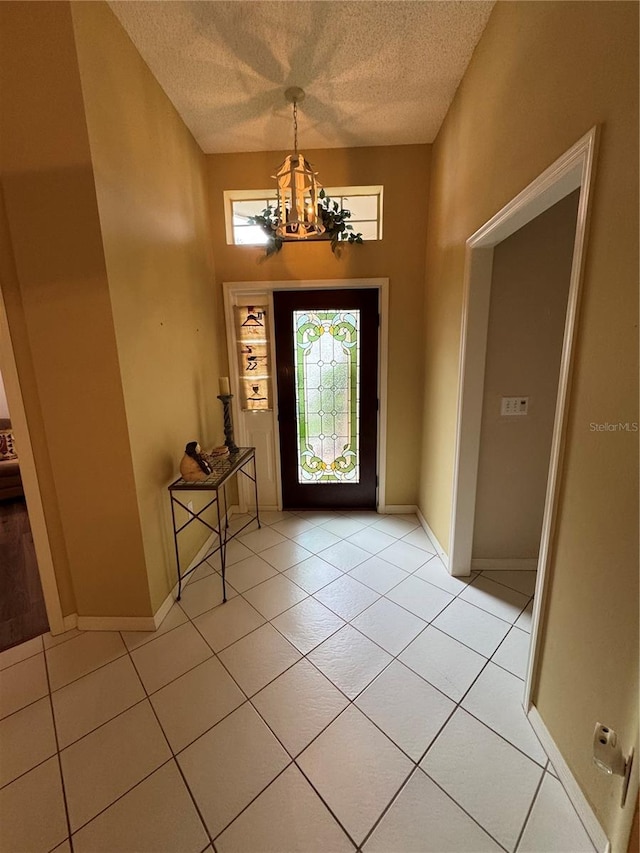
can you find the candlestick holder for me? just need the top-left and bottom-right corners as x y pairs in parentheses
(217, 394), (238, 453)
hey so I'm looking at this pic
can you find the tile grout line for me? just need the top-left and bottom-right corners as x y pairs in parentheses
(209, 762), (306, 847)
(418, 767), (512, 853)
(26, 627), (205, 756)
(221, 539), (542, 771)
(154, 597), (323, 847)
(297, 536), (533, 847)
(449, 704), (548, 772)
(47, 622), (241, 752)
(196, 547), (529, 841)
(179, 553), (429, 848)
(359, 758), (511, 853)
(4, 513), (547, 851)
(289, 753), (370, 850)
(191, 556), (546, 839)
(0, 747), (59, 794)
(68, 754), (177, 839)
(449, 581), (533, 626)
(412, 642), (534, 853)
(95, 536), (526, 844)
(207, 560), (546, 844)
(52, 661), (334, 850)
(118, 604), (190, 652)
(120, 640), (215, 849)
(41, 638), (75, 852)
(177, 629), (360, 850)
(46, 647), (125, 694)
(41, 638), (222, 841)
(536, 759), (599, 851)
(33, 566), (527, 765)
(474, 570), (538, 597)
(0, 683), (50, 725)
(444, 617), (549, 769)
(402, 618), (546, 835)
(40, 630), (83, 651)
(512, 760), (547, 852)
(0, 636), (44, 672)
(402, 593), (531, 658)
(490, 622), (532, 680)
(442, 626), (548, 765)
(205, 518), (387, 807)
(44, 638), (130, 695)
(188, 517), (437, 612)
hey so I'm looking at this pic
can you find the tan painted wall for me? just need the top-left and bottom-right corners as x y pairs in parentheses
(207, 145), (430, 506)
(473, 191), (579, 560)
(0, 1), (151, 617)
(420, 2), (638, 849)
(71, 3), (223, 612)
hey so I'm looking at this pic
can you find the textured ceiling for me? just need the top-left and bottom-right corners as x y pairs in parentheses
(108, 1), (495, 154)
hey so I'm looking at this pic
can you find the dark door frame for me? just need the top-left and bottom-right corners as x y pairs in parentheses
(222, 278), (391, 510)
(273, 288), (379, 510)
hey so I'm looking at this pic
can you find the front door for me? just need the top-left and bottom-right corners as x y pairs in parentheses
(273, 288), (379, 509)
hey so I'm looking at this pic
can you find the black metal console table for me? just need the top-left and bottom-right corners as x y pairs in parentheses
(168, 447), (260, 603)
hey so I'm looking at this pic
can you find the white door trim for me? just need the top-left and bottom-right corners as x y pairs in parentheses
(0, 285), (64, 635)
(223, 278), (389, 511)
(447, 128), (599, 713)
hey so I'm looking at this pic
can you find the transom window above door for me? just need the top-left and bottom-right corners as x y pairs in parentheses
(224, 186), (383, 246)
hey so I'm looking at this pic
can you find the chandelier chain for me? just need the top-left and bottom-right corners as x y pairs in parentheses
(293, 100), (298, 155)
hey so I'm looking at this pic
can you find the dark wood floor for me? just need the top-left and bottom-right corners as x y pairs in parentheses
(0, 498), (49, 652)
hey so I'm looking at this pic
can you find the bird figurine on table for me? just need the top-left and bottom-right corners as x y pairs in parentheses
(179, 441), (212, 482)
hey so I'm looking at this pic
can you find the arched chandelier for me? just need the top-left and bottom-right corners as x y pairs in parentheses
(273, 87), (325, 240)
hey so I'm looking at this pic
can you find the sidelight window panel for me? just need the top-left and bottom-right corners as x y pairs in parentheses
(234, 305), (272, 410)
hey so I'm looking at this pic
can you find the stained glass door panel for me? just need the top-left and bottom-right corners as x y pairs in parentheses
(274, 289), (378, 509)
(294, 309), (360, 483)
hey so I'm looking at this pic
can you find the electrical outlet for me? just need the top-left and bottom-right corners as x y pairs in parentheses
(501, 396), (529, 416)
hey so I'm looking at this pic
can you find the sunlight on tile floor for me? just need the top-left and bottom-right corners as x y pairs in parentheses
(0, 511), (596, 852)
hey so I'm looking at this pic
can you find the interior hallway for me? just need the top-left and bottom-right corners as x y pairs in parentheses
(0, 510), (595, 852)
(0, 497), (48, 652)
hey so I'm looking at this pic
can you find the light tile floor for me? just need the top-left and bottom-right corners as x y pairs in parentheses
(0, 511), (596, 853)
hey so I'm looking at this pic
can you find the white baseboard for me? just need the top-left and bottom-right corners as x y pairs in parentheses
(381, 504), (418, 515)
(471, 558), (538, 571)
(527, 705), (609, 853)
(77, 614), (158, 631)
(152, 530), (218, 630)
(152, 582), (179, 630)
(48, 612), (79, 636)
(61, 613), (78, 632)
(416, 507), (450, 569)
(233, 502), (282, 514)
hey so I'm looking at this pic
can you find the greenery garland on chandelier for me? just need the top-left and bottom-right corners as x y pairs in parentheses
(248, 189), (364, 257)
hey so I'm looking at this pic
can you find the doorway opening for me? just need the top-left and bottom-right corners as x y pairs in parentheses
(472, 190), (579, 559)
(0, 283), (64, 645)
(448, 127), (598, 716)
(0, 385), (49, 651)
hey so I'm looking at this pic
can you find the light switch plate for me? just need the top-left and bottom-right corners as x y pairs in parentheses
(501, 396), (529, 416)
